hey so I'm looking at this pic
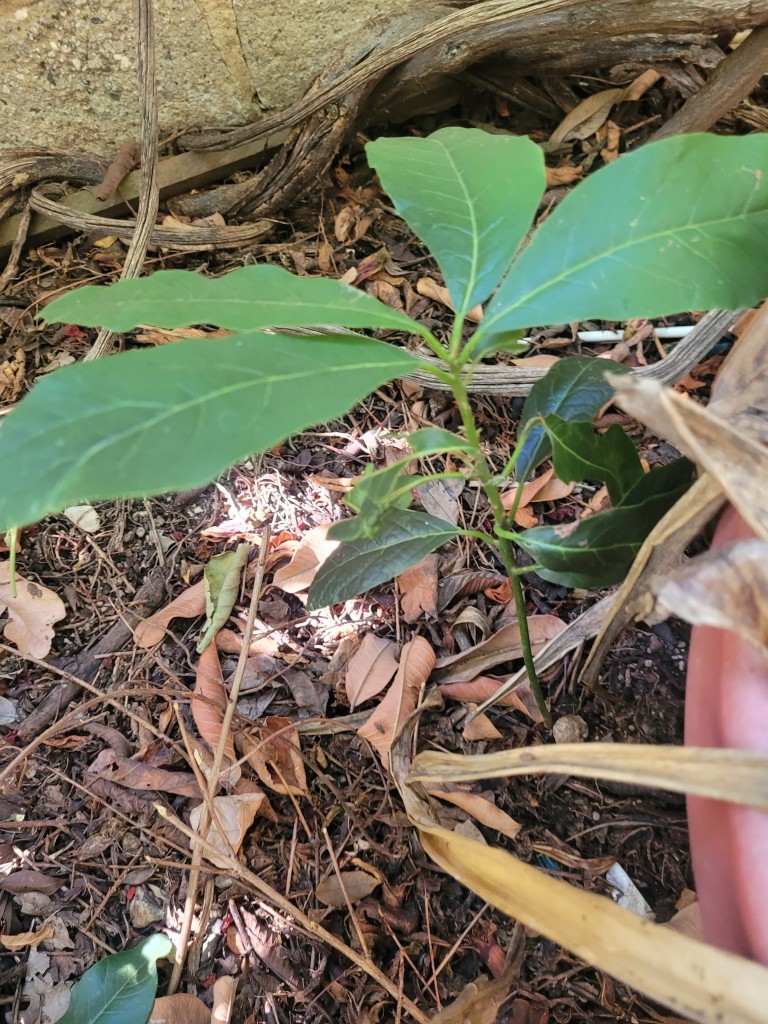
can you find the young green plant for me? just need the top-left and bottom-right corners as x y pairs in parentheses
(1, 128), (767, 721)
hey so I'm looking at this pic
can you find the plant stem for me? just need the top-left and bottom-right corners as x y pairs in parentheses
(446, 363), (551, 726)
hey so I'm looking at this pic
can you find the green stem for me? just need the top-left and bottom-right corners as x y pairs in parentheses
(445, 362), (551, 726)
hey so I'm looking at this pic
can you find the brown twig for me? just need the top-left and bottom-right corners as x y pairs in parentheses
(85, 0), (159, 361)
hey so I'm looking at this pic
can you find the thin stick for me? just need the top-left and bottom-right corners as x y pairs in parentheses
(85, 0), (159, 360)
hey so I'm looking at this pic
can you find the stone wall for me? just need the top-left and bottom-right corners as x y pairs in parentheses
(1, 0), (410, 154)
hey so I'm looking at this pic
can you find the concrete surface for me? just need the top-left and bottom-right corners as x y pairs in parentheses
(1, 0), (410, 155)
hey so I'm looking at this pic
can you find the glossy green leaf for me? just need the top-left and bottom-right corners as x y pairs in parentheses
(367, 128), (545, 319)
(57, 933), (171, 1024)
(43, 264), (420, 335)
(0, 332), (417, 530)
(308, 508), (459, 608)
(482, 133), (768, 336)
(515, 459), (695, 587)
(545, 414), (643, 505)
(406, 428), (473, 457)
(516, 356), (629, 481)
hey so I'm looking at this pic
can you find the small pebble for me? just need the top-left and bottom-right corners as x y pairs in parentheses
(552, 714), (588, 744)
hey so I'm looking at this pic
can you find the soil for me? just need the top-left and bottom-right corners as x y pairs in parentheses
(0, 53), (762, 1024)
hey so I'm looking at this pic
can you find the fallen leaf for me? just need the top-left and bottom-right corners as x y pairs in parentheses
(440, 675), (544, 723)
(63, 504), (101, 534)
(197, 544), (249, 653)
(345, 634), (399, 710)
(416, 277), (483, 323)
(358, 637), (435, 765)
(599, 120), (621, 163)
(237, 717), (308, 796)
(463, 710), (502, 741)
(316, 870), (380, 907)
(284, 667), (328, 717)
(0, 922), (54, 951)
(651, 539), (768, 653)
(106, 755), (202, 798)
(273, 524), (339, 595)
(0, 563), (66, 658)
(190, 789), (271, 869)
(134, 579), (207, 648)
(547, 88), (625, 148)
(150, 993), (210, 1024)
(192, 644), (239, 780)
(212, 975), (238, 1024)
(544, 164), (583, 186)
(425, 784), (521, 840)
(433, 616), (567, 685)
(0, 870), (63, 896)
(416, 477), (464, 524)
(622, 68), (662, 102)
(398, 554), (439, 622)
(429, 968), (517, 1023)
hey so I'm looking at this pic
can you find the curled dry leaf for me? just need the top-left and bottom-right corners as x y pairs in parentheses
(193, 644), (239, 780)
(441, 675), (544, 723)
(134, 578), (206, 648)
(273, 524), (339, 595)
(501, 468), (574, 526)
(651, 539), (768, 653)
(358, 636), (435, 765)
(345, 633), (399, 710)
(416, 276), (483, 323)
(0, 563), (66, 659)
(433, 616), (567, 685)
(397, 554), (439, 623)
(0, 922), (54, 951)
(237, 717), (308, 796)
(429, 967), (517, 1024)
(190, 788), (271, 869)
(316, 869), (380, 908)
(150, 993), (210, 1024)
(547, 88), (625, 148)
(424, 784), (521, 841)
(212, 975), (238, 1024)
(462, 710), (502, 741)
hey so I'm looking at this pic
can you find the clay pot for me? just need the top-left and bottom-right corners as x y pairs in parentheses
(685, 505), (768, 964)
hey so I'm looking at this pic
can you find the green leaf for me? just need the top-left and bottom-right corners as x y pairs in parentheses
(545, 414), (644, 505)
(0, 332), (417, 530)
(307, 508), (458, 608)
(57, 933), (171, 1024)
(516, 356), (629, 481)
(515, 459), (695, 588)
(197, 543), (249, 653)
(482, 133), (768, 335)
(43, 264), (420, 335)
(366, 127), (545, 319)
(406, 428), (473, 457)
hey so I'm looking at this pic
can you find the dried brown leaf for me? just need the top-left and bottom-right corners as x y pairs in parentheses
(415, 477), (464, 524)
(425, 784), (521, 840)
(212, 976), (238, 1023)
(358, 637), (435, 765)
(0, 922), (54, 951)
(237, 717), (308, 796)
(108, 755), (201, 798)
(0, 870), (63, 896)
(621, 68), (662, 102)
(462, 710), (502, 741)
(272, 524), (339, 595)
(433, 616), (567, 685)
(190, 789), (270, 868)
(150, 993), (210, 1024)
(651, 539), (768, 653)
(441, 674), (544, 723)
(438, 570), (507, 611)
(416, 276), (483, 323)
(345, 634), (399, 709)
(134, 579), (206, 648)
(398, 554), (439, 623)
(192, 644), (238, 776)
(547, 88), (624, 147)
(0, 563), (66, 658)
(316, 870), (380, 907)
(429, 968), (516, 1024)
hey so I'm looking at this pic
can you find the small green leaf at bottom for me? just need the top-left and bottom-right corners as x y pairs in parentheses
(57, 933), (171, 1024)
(307, 509), (458, 608)
(515, 459), (695, 588)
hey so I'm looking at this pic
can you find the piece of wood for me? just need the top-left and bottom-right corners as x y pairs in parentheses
(0, 129), (288, 262)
